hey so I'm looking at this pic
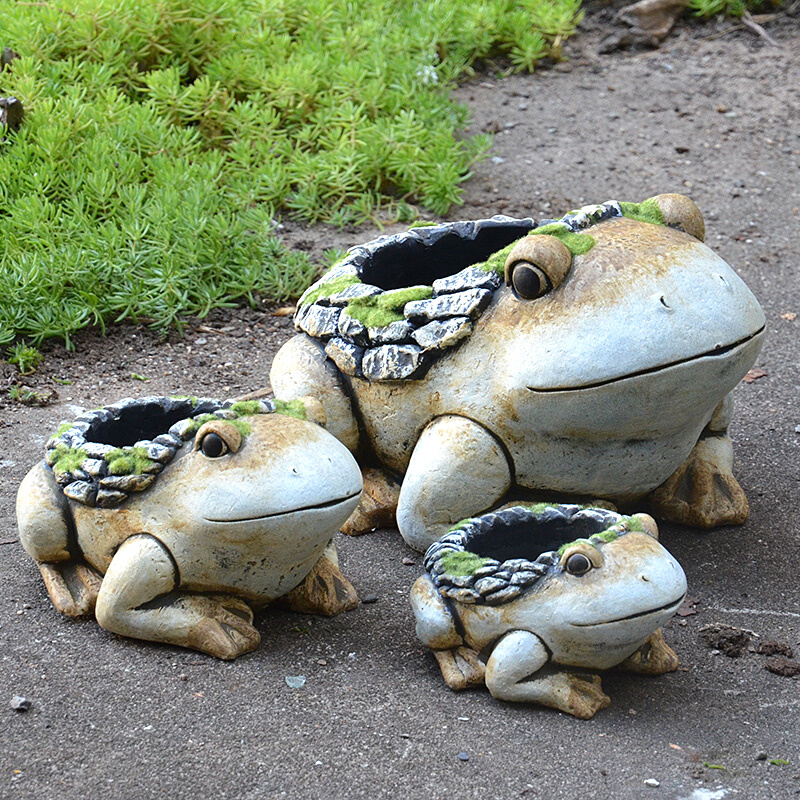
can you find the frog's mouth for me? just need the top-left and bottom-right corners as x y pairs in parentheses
(571, 594), (685, 627)
(204, 491), (361, 523)
(527, 327), (764, 393)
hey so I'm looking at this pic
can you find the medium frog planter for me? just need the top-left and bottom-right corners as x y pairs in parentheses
(16, 395), (363, 659)
(410, 504), (687, 718)
(270, 194), (766, 551)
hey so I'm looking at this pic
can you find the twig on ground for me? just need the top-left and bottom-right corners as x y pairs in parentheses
(741, 11), (781, 47)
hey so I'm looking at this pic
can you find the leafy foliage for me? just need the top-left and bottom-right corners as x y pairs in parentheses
(688, 0), (781, 17)
(0, 0), (582, 346)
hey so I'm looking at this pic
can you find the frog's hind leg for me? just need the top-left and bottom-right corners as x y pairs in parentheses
(279, 542), (359, 616)
(485, 630), (611, 719)
(396, 415), (512, 552)
(95, 534), (260, 659)
(411, 575), (486, 690)
(16, 462), (102, 616)
(341, 467), (401, 536)
(650, 395), (748, 528)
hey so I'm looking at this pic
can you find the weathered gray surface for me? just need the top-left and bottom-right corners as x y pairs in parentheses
(2, 20), (800, 800)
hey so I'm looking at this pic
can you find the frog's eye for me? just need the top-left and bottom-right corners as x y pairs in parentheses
(193, 420), (242, 457)
(559, 542), (603, 575)
(200, 432), (227, 458)
(504, 234), (572, 300)
(565, 552), (592, 576)
(511, 263), (550, 300)
(651, 193), (705, 242)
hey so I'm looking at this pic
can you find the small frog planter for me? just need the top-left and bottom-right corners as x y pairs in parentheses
(410, 504), (687, 719)
(270, 194), (765, 551)
(16, 395), (363, 659)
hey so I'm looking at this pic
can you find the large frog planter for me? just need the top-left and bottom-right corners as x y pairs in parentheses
(411, 504), (687, 718)
(270, 194), (765, 552)
(16, 395), (363, 659)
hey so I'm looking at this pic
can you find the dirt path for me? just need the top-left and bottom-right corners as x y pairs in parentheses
(2, 10), (799, 799)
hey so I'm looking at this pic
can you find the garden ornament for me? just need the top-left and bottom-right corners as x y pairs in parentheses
(270, 194), (765, 551)
(16, 395), (363, 659)
(410, 503), (686, 718)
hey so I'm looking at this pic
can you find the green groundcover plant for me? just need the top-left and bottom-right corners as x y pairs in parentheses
(0, 0), (581, 348)
(0, 0), (776, 351)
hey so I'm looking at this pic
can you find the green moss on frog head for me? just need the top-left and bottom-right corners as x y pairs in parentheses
(344, 285), (433, 328)
(105, 446), (155, 476)
(440, 550), (493, 577)
(273, 398), (307, 420)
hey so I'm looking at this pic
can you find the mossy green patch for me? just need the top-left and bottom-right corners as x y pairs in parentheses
(620, 198), (665, 227)
(409, 220), (438, 228)
(105, 446), (154, 476)
(56, 422), (73, 436)
(345, 285), (433, 328)
(187, 414), (252, 437)
(299, 274), (361, 307)
(440, 550), (492, 577)
(227, 400), (263, 416)
(274, 399), (307, 420)
(592, 529), (620, 543)
(530, 224), (596, 256)
(51, 445), (88, 478)
(627, 515), (645, 532)
(557, 537), (596, 556)
(475, 239), (521, 275)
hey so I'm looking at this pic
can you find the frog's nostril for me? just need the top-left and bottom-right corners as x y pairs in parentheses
(640, 574), (650, 582)
(659, 296), (673, 311)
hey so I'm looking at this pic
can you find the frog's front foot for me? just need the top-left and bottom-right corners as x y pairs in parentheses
(650, 434), (748, 528)
(280, 542), (358, 616)
(341, 468), (400, 536)
(95, 533), (260, 659)
(182, 594), (261, 659)
(433, 646), (487, 690)
(619, 628), (679, 675)
(562, 673), (612, 720)
(37, 560), (103, 617)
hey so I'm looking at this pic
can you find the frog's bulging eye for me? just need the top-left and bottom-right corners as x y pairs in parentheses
(193, 420), (242, 456)
(503, 234), (572, 300)
(200, 432), (227, 458)
(565, 552), (592, 576)
(511, 263), (550, 300)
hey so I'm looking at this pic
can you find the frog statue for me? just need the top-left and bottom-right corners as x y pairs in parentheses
(16, 396), (363, 659)
(410, 504), (687, 718)
(270, 194), (765, 552)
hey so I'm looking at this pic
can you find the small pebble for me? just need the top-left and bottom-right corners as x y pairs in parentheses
(285, 675), (306, 689)
(361, 594), (378, 604)
(11, 696), (31, 712)
(457, 751), (470, 762)
(644, 778), (660, 788)
(317, 659), (327, 666)
(178, 674), (187, 681)
(756, 751), (768, 761)
(402, 557), (415, 566)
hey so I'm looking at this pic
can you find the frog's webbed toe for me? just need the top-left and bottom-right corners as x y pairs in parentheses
(38, 560), (102, 617)
(95, 533), (260, 659)
(650, 434), (748, 528)
(618, 628), (680, 675)
(279, 542), (358, 617)
(484, 630), (611, 718)
(340, 467), (400, 536)
(434, 646), (487, 690)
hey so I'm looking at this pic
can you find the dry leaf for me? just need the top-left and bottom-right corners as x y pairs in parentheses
(273, 306), (296, 317)
(743, 368), (767, 383)
(676, 596), (699, 617)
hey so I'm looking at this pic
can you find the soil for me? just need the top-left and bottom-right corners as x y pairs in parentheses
(3, 5), (800, 799)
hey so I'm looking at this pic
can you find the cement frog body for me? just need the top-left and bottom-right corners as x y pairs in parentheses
(16, 396), (363, 659)
(271, 195), (765, 551)
(410, 505), (687, 718)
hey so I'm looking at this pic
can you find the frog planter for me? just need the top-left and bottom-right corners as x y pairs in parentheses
(410, 504), (687, 718)
(270, 194), (765, 551)
(16, 395), (363, 659)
